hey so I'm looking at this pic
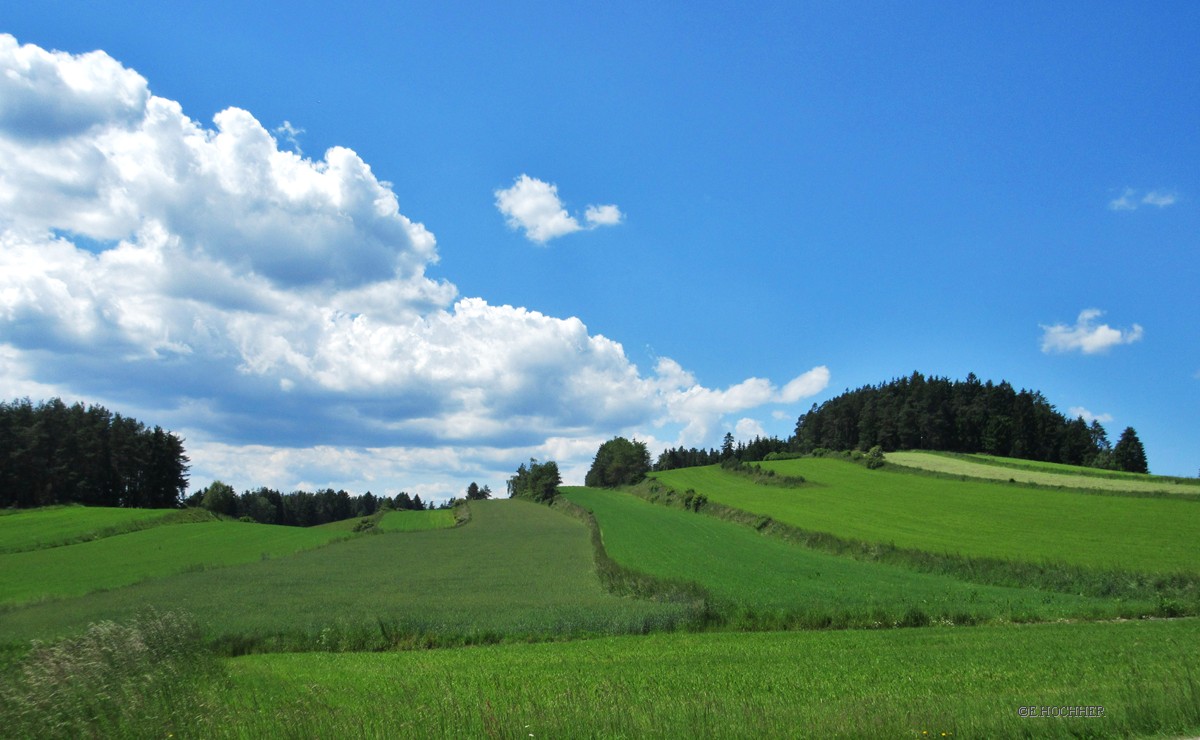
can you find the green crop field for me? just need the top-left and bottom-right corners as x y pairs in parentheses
(0, 505), (184, 553)
(563, 486), (1140, 625)
(888, 450), (1200, 494)
(652, 460), (1200, 574)
(0, 517), (350, 606)
(187, 619), (1200, 739)
(377, 508), (456, 531)
(4, 473), (1200, 738)
(0, 499), (688, 651)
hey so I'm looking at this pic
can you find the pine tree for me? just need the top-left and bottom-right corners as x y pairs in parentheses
(1112, 427), (1149, 474)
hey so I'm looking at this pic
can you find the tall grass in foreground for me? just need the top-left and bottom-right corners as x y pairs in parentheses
(198, 619), (1200, 739)
(0, 609), (217, 739)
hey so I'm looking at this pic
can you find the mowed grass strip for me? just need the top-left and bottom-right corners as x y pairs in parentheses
(200, 619), (1200, 739)
(888, 450), (1200, 494)
(0, 499), (687, 649)
(564, 487), (1132, 624)
(653, 460), (1200, 573)
(377, 509), (456, 532)
(0, 520), (349, 606)
(0, 506), (183, 553)
(961, 452), (1200, 485)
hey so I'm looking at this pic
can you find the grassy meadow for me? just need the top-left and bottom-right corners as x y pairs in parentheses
(563, 486), (1144, 626)
(3, 457), (1200, 738)
(0, 518), (349, 607)
(652, 459), (1200, 574)
(377, 508), (457, 532)
(0, 505), (189, 553)
(179, 619), (1200, 738)
(0, 499), (689, 652)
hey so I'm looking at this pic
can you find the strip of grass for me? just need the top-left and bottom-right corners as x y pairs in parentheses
(0, 500), (690, 654)
(0, 506), (192, 554)
(377, 509), (456, 532)
(889, 450), (1200, 494)
(652, 460), (1200, 574)
(0, 520), (350, 607)
(564, 486), (1146, 626)
(192, 619), (1200, 739)
(961, 452), (1200, 485)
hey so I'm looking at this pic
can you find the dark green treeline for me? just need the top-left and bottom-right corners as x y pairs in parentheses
(0, 398), (189, 508)
(794, 372), (1146, 472)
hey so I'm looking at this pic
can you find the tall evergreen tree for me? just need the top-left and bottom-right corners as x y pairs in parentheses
(1112, 427), (1149, 474)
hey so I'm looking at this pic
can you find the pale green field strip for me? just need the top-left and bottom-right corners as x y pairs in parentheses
(202, 618), (1200, 739)
(653, 460), (1200, 573)
(377, 509), (456, 531)
(564, 487), (1132, 622)
(0, 500), (686, 646)
(0, 520), (349, 606)
(888, 451), (1200, 494)
(0, 506), (181, 553)
(963, 452), (1200, 485)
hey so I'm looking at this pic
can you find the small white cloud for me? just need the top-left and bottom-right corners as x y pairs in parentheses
(1068, 406), (1113, 424)
(775, 366), (831, 403)
(495, 174), (622, 244)
(735, 417), (766, 439)
(1109, 187), (1179, 211)
(1040, 309), (1144, 354)
(1141, 190), (1178, 208)
(584, 203), (623, 227)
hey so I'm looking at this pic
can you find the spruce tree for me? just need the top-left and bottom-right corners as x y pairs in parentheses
(1112, 427), (1149, 474)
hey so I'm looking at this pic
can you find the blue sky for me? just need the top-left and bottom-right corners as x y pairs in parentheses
(1, 2), (1196, 499)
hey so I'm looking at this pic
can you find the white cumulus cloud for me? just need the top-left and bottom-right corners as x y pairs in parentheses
(1040, 309), (1144, 355)
(495, 174), (623, 243)
(0, 35), (823, 499)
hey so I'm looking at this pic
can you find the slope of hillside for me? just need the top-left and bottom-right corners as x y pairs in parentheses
(0, 517), (350, 606)
(0, 506), (191, 554)
(564, 486), (1139, 625)
(0, 499), (690, 650)
(652, 459), (1200, 573)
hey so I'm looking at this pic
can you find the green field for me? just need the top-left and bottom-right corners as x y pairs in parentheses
(190, 619), (1200, 739)
(4, 467), (1200, 738)
(563, 486), (1139, 625)
(0, 499), (688, 650)
(0, 518), (349, 606)
(888, 450), (1200, 494)
(652, 460), (1200, 573)
(377, 508), (457, 531)
(0, 505), (184, 553)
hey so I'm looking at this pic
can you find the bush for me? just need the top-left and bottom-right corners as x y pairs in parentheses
(866, 446), (886, 469)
